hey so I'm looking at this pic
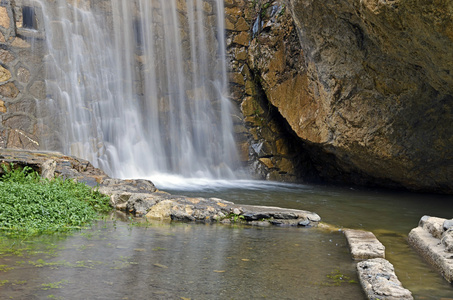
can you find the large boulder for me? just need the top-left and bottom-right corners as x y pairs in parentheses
(258, 0), (453, 192)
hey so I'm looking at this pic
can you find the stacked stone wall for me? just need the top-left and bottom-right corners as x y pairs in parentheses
(0, 0), (46, 150)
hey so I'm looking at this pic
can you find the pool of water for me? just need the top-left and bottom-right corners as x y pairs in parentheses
(1, 179), (452, 299)
(0, 217), (362, 299)
(161, 179), (453, 299)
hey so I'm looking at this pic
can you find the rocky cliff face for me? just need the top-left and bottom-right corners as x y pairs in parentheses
(228, 0), (453, 193)
(286, 0), (453, 192)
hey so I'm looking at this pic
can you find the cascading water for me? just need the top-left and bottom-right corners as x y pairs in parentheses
(38, 0), (241, 180)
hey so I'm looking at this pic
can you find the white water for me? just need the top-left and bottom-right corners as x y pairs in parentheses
(38, 0), (241, 180)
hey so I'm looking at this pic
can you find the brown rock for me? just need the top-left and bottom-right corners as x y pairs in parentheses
(259, 157), (274, 169)
(0, 65), (12, 82)
(241, 96), (263, 116)
(233, 32), (250, 46)
(11, 37), (31, 48)
(0, 99), (6, 113)
(0, 82), (19, 98)
(6, 129), (39, 150)
(229, 71), (245, 85)
(0, 6), (10, 29)
(229, 17), (249, 32)
(243, 0), (453, 192)
(0, 49), (15, 64)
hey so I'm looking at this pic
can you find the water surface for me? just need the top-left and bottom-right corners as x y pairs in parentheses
(1, 217), (362, 299)
(1, 180), (452, 299)
(160, 178), (453, 299)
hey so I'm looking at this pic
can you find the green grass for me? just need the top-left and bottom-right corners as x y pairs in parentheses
(0, 165), (111, 235)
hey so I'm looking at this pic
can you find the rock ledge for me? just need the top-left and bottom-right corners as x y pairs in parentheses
(408, 215), (453, 283)
(0, 149), (320, 227)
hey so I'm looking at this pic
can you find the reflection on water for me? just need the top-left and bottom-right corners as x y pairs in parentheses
(162, 179), (453, 299)
(1, 180), (453, 299)
(0, 219), (362, 299)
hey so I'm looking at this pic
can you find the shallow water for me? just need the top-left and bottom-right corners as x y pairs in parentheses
(161, 179), (453, 299)
(1, 180), (453, 299)
(0, 218), (362, 299)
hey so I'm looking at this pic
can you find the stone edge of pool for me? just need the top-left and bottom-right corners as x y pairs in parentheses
(0, 149), (321, 227)
(408, 215), (453, 284)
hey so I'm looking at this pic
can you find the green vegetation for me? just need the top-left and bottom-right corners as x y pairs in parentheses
(224, 212), (246, 223)
(41, 279), (68, 290)
(0, 165), (111, 235)
(323, 269), (358, 286)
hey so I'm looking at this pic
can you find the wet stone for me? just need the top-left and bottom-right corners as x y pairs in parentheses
(0, 149), (322, 229)
(357, 258), (413, 300)
(408, 216), (453, 283)
(344, 229), (385, 260)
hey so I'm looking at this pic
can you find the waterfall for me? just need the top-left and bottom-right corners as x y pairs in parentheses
(37, 0), (241, 180)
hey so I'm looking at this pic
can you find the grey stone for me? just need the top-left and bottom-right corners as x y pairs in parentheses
(41, 159), (56, 180)
(125, 193), (159, 216)
(344, 229), (385, 260)
(298, 219), (310, 226)
(408, 220), (453, 283)
(357, 258), (413, 300)
(443, 219), (453, 231)
(441, 228), (453, 252)
(418, 215), (445, 239)
(29, 81), (46, 99)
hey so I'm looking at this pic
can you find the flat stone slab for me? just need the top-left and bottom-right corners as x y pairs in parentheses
(357, 258), (413, 300)
(408, 216), (453, 283)
(344, 229), (385, 260)
(0, 149), (321, 227)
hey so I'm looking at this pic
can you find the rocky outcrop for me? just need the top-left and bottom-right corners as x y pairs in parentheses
(408, 215), (453, 283)
(280, 0), (453, 192)
(0, 149), (321, 227)
(226, 0), (317, 181)
(227, 0), (453, 192)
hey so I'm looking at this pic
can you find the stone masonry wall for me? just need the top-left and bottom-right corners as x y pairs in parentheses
(0, 0), (46, 150)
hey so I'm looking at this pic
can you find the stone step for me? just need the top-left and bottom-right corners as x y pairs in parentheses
(344, 229), (385, 260)
(408, 221), (453, 283)
(357, 258), (413, 300)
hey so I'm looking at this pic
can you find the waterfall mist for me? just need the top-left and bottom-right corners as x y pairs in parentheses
(37, 0), (242, 180)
